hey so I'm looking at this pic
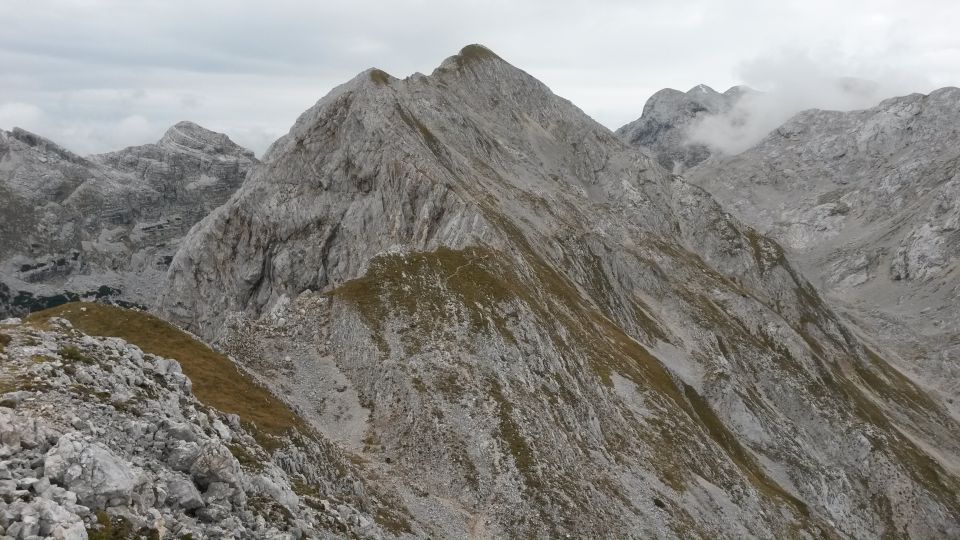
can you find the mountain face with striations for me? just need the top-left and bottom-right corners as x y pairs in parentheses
(624, 86), (960, 414)
(0, 122), (256, 317)
(158, 46), (960, 538)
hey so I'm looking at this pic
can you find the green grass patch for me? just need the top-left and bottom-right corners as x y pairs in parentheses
(395, 104), (446, 160)
(88, 510), (159, 540)
(453, 44), (501, 67)
(330, 246), (519, 355)
(681, 382), (811, 518)
(744, 228), (787, 275)
(489, 379), (541, 490)
(373, 506), (414, 535)
(58, 345), (95, 364)
(228, 442), (264, 471)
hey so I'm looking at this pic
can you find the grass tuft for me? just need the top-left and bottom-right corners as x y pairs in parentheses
(455, 44), (501, 65)
(369, 69), (391, 86)
(228, 442), (265, 470)
(88, 510), (159, 540)
(58, 345), (96, 365)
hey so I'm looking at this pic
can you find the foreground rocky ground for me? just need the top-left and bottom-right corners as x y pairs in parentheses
(0, 305), (405, 539)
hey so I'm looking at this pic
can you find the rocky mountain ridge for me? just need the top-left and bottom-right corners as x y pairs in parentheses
(156, 45), (960, 538)
(2, 43), (959, 539)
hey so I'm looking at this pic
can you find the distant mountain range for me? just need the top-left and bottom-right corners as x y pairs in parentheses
(0, 121), (256, 315)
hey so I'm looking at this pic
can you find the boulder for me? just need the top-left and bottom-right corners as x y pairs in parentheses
(43, 432), (136, 507)
(189, 443), (241, 489)
(165, 440), (201, 472)
(0, 410), (55, 457)
(167, 476), (204, 510)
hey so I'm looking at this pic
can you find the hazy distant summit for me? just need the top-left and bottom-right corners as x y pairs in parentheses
(615, 84), (749, 172)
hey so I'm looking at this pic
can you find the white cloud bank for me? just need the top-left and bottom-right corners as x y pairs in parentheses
(687, 48), (932, 154)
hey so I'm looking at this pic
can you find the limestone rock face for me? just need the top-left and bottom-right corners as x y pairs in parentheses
(639, 87), (960, 407)
(0, 122), (257, 316)
(162, 46), (960, 538)
(615, 84), (745, 172)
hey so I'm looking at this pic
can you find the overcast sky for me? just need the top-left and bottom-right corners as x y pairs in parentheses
(2, 0), (959, 156)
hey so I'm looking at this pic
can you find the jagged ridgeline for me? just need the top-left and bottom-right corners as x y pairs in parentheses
(152, 45), (960, 538)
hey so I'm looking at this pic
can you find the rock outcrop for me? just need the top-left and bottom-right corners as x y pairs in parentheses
(0, 122), (257, 317)
(0, 307), (403, 538)
(160, 46), (960, 538)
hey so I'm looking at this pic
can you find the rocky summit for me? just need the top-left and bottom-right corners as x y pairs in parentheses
(155, 45), (960, 538)
(1, 44), (959, 539)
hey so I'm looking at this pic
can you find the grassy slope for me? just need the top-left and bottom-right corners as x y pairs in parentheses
(26, 302), (303, 445)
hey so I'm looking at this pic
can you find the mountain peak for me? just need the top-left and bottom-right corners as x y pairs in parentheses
(456, 43), (502, 62)
(617, 84), (743, 171)
(347, 46), (504, 91)
(269, 43), (562, 165)
(634, 87), (707, 120)
(366, 68), (395, 86)
(434, 43), (505, 74)
(159, 120), (220, 145)
(722, 84), (756, 100)
(158, 121), (252, 158)
(687, 83), (719, 95)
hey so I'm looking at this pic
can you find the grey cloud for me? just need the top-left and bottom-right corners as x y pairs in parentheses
(686, 48), (935, 155)
(2, 1), (960, 156)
